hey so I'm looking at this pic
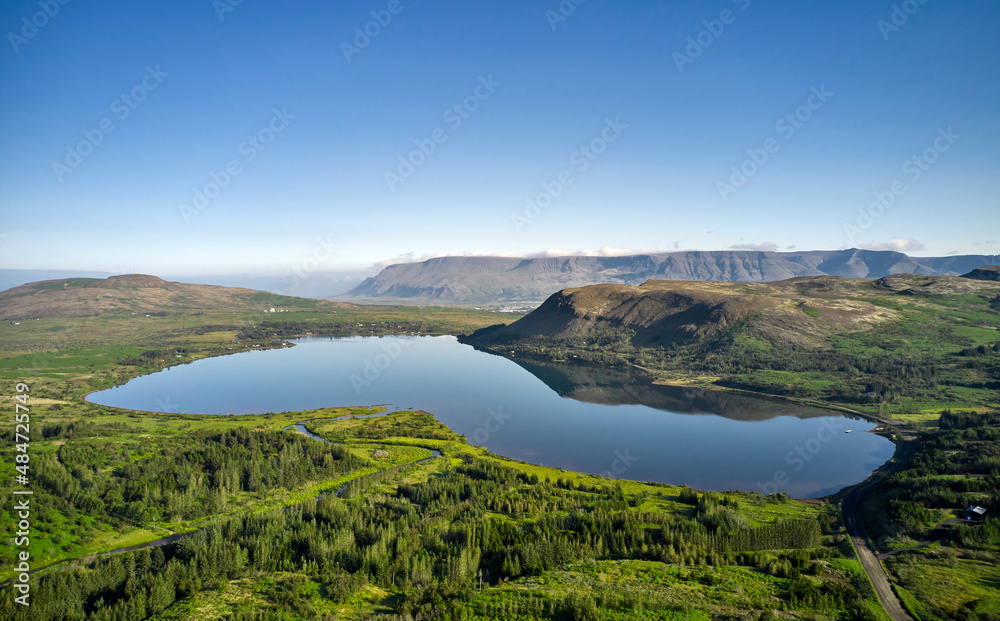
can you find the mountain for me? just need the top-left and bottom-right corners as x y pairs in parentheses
(0, 270), (370, 300)
(962, 265), (1000, 281)
(343, 250), (1000, 305)
(463, 272), (1000, 349)
(0, 274), (350, 319)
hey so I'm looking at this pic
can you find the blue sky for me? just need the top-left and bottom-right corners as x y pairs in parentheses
(1, 0), (998, 282)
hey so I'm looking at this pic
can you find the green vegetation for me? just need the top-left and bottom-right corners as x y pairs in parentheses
(2, 275), (998, 619)
(863, 410), (1000, 621)
(0, 306), (512, 583)
(465, 275), (1000, 417)
(0, 303), (888, 620)
(6, 406), (885, 621)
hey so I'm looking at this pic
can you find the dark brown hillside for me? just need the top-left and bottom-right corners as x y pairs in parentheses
(464, 274), (1000, 350)
(961, 265), (1000, 281)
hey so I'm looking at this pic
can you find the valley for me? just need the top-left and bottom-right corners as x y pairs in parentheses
(0, 272), (997, 620)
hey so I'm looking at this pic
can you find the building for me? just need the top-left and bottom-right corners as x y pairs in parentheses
(963, 506), (987, 521)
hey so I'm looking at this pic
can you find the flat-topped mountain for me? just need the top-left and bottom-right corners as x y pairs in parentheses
(0, 274), (349, 319)
(343, 249), (1000, 305)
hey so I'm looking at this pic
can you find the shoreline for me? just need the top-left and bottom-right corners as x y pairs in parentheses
(80, 339), (298, 411)
(75, 335), (905, 502)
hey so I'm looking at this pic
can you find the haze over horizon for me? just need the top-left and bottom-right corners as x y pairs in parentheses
(2, 1), (998, 278)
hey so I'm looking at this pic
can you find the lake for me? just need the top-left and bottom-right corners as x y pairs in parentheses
(87, 336), (896, 498)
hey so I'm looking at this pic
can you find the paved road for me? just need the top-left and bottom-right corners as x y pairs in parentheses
(842, 439), (916, 621)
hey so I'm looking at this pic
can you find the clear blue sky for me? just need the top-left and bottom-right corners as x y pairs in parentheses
(1, 0), (998, 278)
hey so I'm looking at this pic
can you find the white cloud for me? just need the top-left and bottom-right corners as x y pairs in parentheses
(728, 242), (779, 252)
(371, 252), (442, 270)
(859, 238), (925, 252)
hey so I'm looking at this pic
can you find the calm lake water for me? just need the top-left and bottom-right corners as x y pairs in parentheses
(88, 336), (896, 498)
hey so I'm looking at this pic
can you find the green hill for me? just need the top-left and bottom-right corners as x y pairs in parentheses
(0, 274), (349, 319)
(464, 273), (1000, 412)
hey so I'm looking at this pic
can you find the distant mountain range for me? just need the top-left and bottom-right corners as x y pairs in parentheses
(343, 249), (1000, 305)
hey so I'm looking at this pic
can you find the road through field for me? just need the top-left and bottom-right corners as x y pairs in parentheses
(841, 439), (916, 621)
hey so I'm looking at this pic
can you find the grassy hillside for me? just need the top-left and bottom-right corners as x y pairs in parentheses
(464, 273), (1000, 417)
(0, 274), (349, 319)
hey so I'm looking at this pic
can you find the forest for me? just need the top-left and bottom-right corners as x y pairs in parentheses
(32, 426), (366, 527)
(4, 446), (881, 621)
(866, 410), (1000, 620)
